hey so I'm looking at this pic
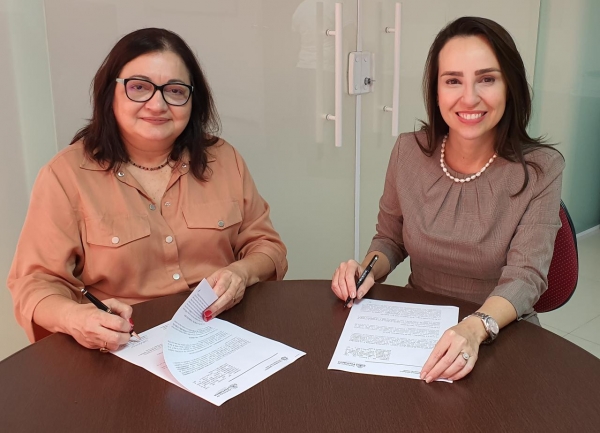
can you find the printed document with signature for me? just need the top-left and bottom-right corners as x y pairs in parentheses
(328, 299), (458, 381)
(113, 280), (305, 406)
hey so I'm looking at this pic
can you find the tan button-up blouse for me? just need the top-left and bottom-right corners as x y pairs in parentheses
(368, 131), (564, 320)
(8, 139), (287, 341)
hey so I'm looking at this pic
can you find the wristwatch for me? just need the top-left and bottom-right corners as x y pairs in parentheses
(465, 312), (499, 344)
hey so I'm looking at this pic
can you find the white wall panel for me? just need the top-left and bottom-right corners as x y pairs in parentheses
(0, 0), (55, 359)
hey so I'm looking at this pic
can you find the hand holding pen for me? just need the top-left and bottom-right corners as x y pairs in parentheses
(342, 255), (378, 307)
(81, 288), (141, 352)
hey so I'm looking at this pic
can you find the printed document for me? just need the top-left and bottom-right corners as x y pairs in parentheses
(328, 299), (458, 381)
(113, 280), (305, 405)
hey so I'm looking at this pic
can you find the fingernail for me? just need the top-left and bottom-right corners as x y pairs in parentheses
(420, 372), (425, 380)
(203, 310), (212, 318)
(351, 292), (356, 299)
(357, 291), (362, 300)
(425, 376), (432, 383)
(129, 318), (134, 325)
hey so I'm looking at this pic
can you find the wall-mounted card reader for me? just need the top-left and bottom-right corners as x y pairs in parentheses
(348, 51), (374, 95)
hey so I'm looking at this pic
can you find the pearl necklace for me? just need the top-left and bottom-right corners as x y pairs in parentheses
(440, 134), (497, 183)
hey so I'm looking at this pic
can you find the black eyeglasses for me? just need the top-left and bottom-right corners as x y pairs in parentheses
(115, 78), (193, 106)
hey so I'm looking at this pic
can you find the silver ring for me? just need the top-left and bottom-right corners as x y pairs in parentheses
(460, 352), (470, 361)
(99, 341), (109, 353)
(232, 294), (236, 303)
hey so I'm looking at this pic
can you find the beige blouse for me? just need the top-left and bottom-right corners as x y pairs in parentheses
(8, 139), (287, 342)
(368, 131), (564, 319)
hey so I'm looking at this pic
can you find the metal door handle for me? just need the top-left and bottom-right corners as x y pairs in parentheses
(325, 2), (343, 147)
(383, 3), (401, 137)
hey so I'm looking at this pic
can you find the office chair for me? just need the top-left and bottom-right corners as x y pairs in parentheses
(534, 200), (579, 313)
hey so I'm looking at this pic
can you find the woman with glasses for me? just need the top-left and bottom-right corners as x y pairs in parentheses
(8, 28), (287, 351)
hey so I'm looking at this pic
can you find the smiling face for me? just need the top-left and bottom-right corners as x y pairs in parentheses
(113, 50), (192, 153)
(437, 35), (507, 145)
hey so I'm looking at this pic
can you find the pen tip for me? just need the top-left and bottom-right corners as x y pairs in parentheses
(131, 331), (141, 341)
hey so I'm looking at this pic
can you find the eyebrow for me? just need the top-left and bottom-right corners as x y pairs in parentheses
(128, 75), (188, 84)
(440, 68), (501, 77)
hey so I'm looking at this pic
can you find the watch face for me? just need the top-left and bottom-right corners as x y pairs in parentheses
(488, 318), (499, 335)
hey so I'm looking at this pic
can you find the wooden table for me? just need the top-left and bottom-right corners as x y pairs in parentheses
(2, 281), (600, 432)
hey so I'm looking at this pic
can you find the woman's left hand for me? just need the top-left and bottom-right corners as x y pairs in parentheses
(204, 263), (248, 321)
(420, 318), (486, 383)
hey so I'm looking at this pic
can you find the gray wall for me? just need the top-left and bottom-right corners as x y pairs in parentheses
(531, 0), (600, 232)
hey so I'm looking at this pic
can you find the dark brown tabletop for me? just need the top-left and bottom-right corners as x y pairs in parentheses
(2, 280), (600, 432)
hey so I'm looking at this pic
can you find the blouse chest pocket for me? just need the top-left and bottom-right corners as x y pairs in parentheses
(85, 215), (151, 247)
(182, 201), (243, 231)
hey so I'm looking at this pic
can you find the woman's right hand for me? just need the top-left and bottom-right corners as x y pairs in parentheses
(63, 299), (133, 350)
(331, 260), (376, 307)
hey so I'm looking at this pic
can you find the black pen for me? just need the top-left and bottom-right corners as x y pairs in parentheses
(344, 255), (378, 308)
(81, 288), (141, 340)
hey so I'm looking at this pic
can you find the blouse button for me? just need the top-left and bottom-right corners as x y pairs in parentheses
(149, 204), (156, 211)
(218, 220), (225, 228)
(117, 172), (125, 177)
(173, 273), (181, 280)
(166, 236), (173, 243)
(111, 236), (120, 244)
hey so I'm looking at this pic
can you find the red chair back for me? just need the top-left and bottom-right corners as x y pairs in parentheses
(534, 201), (579, 313)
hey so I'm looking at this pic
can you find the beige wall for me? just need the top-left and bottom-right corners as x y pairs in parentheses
(0, 0), (57, 360)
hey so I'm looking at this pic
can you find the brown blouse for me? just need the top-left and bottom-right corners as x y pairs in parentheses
(368, 131), (565, 320)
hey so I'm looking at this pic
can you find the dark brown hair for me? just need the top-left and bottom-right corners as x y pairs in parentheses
(71, 28), (220, 180)
(417, 16), (558, 194)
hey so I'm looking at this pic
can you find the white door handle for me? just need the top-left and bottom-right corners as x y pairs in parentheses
(325, 2), (343, 148)
(383, 2), (401, 137)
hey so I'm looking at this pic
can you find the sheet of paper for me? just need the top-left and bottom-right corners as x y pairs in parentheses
(163, 280), (305, 405)
(112, 322), (184, 388)
(113, 279), (305, 406)
(328, 298), (459, 381)
(112, 279), (219, 388)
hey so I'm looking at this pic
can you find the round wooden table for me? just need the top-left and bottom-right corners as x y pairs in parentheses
(2, 281), (599, 432)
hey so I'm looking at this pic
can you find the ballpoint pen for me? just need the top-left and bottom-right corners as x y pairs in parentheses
(81, 288), (141, 340)
(343, 255), (378, 308)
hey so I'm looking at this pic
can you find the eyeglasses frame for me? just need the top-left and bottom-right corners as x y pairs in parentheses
(115, 78), (194, 106)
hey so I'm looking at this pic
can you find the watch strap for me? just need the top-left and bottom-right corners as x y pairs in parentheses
(464, 312), (498, 344)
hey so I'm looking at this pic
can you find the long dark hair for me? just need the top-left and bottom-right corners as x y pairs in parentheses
(71, 28), (220, 180)
(417, 16), (558, 194)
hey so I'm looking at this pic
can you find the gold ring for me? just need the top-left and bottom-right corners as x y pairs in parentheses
(232, 294), (236, 303)
(460, 352), (470, 361)
(99, 341), (109, 353)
